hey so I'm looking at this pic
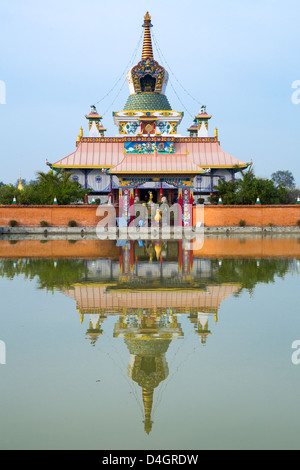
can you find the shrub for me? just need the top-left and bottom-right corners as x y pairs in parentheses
(239, 219), (246, 227)
(68, 220), (77, 227)
(268, 223), (274, 227)
(8, 220), (18, 227)
(40, 220), (49, 227)
(297, 220), (300, 227)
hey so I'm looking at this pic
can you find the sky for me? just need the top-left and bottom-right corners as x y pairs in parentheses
(0, 0), (299, 185)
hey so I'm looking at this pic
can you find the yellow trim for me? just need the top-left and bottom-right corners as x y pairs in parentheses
(73, 282), (117, 288)
(112, 170), (204, 174)
(200, 164), (247, 169)
(53, 165), (113, 169)
(53, 164), (246, 171)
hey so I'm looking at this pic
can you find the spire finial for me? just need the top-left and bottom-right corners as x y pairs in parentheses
(142, 12), (153, 61)
(17, 172), (24, 191)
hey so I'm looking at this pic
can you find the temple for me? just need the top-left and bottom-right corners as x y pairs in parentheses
(50, 12), (249, 213)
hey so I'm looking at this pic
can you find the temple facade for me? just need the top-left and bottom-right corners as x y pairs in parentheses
(50, 12), (249, 213)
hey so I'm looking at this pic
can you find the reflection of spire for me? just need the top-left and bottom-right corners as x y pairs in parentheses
(142, 388), (154, 434)
(114, 311), (183, 434)
(142, 12), (153, 61)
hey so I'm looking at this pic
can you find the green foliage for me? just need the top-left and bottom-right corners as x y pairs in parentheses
(0, 170), (88, 205)
(0, 184), (18, 204)
(210, 166), (289, 205)
(34, 170), (87, 205)
(213, 258), (291, 293)
(40, 221), (49, 227)
(8, 220), (18, 227)
(0, 258), (88, 291)
(68, 220), (77, 227)
(239, 219), (246, 227)
(209, 179), (239, 205)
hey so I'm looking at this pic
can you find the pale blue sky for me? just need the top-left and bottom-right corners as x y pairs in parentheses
(0, 0), (299, 185)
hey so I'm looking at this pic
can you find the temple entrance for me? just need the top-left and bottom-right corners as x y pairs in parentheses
(139, 188), (158, 204)
(137, 188), (178, 205)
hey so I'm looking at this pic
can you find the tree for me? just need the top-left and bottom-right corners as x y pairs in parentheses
(209, 179), (239, 205)
(0, 184), (18, 204)
(235, 166), (258, 205)
(28, 170), (87, 205)
(0, 170), (88, 205)
(210, 165), (289, 205)
(271, 170), (295, 190)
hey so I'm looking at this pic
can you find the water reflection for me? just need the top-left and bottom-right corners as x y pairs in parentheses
(0, 237), (299, 435)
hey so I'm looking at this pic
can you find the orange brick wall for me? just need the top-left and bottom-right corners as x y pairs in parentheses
(0, 204), (299, 227)
(194, 205), (300, 227)
(0, 205), (119, 226)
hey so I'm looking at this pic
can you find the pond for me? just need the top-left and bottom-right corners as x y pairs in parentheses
(0, 235), (299, 450)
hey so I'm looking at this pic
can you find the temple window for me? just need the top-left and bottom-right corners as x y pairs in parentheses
(140, 74), (156, 92)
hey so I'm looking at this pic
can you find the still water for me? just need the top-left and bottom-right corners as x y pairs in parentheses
(0, 235), (299, 450)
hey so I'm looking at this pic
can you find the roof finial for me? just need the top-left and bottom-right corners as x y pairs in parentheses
(17, 172), (24, 191)
(142, 12), (154, 61)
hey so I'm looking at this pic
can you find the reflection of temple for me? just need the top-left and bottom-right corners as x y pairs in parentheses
(64, 240), (240, 432)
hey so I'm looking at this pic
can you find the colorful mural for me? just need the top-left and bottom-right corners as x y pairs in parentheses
(125, 141), (175, 154)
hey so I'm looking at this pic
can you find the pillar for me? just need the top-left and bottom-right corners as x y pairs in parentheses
(178, 187), (183, 227)
(129, 188), (134, 223)
(182, 187), (193, 227)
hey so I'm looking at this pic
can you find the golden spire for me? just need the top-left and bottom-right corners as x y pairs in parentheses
(142, 12), (154, 61)
(17, 173), (24, 191)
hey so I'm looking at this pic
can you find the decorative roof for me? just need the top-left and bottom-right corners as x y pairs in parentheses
(52, 140), (248, 170)
(177, 141), (248, 168)
(85, 105), (102, 119)
(52, 141), (124, 168)
(124, 92), (172, 111)
(108, 153), (205, 174)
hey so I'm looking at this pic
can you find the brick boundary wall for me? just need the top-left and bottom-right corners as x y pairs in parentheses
(0, 205), (118, 227)
(0, 204), (299, 227)
(195, 205), (300, 227)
